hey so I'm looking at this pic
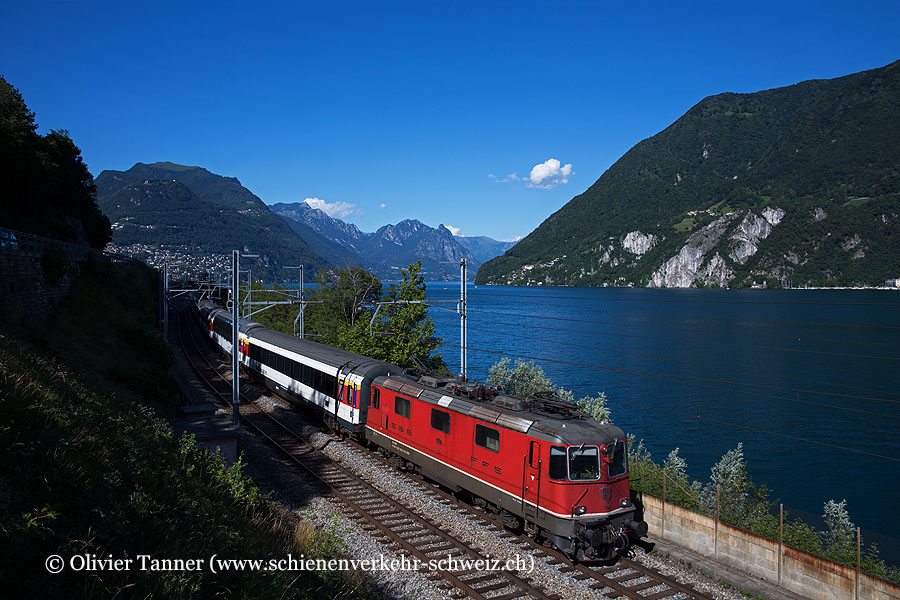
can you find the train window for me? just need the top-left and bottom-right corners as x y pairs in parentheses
(314, 370), (325, 393)
(213, 319), (232, 342)
(607, 440), (627, 478)
(325, 375), (337, 397)
(549, 446), (567, 481)
(395, 396), (411, 418)
(276, 353), (285, 374)
(302, 364), (312, 386)
(430, 409), (450, 434)
(475, 424), (499, 453)
(568, 445), (600, 481)
(291, 360), (301, 380)
(371, 388), (380, 409)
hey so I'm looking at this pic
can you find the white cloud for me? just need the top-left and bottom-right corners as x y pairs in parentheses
(488, 172), (519, 183)
(445, 225), (462, 236)
(504, 235), (524, 243)
(303, 197), (361, 218)
(379, 203), (387, 210)
(527, 158), (573, 189)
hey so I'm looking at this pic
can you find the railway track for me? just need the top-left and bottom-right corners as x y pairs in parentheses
(173, 303), (557, 600)
(352, 432), (717, 600)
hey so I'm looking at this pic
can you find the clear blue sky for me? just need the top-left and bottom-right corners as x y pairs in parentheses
(4, 0), (899, 241)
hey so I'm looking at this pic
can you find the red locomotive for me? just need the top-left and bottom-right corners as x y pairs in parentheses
(366, 375), (647, 560)
(199, 300), (647, 561)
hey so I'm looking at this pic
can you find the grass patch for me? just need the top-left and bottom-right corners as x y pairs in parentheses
(672, 217), (696, 232)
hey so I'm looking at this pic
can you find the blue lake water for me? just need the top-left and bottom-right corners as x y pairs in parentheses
(425, 283), (900, 563)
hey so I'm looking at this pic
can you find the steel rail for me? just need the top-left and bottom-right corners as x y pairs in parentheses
(173, 303), (555, 600)
(333, 415), (716, 600)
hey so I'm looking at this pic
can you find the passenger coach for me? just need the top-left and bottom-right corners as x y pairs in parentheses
(199, 299), (405, 434)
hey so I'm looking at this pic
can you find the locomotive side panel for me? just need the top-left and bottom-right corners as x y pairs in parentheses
(363, 379), (647, 560)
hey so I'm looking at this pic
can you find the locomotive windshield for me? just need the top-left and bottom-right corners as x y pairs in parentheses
(568, 445), (600, 481)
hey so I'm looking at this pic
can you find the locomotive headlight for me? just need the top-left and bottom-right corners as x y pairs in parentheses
(574, 506), (587, 516)
(621, 498), (632, 508)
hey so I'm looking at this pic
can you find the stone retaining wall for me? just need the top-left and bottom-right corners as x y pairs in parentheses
(642, 494), (900, 600)
(0, 250), (81, 328)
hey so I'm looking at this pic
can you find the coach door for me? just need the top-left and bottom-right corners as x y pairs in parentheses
(522, 440), (541, 519)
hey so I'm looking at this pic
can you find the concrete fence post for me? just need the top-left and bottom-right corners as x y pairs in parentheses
(779, 503), (783, 585)
(856, 527), (861, 600)
(715, 485), (720, 559)
(661, 471), (666, 540)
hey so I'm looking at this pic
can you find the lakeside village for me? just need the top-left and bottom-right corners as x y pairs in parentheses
(105, 243), (231, 282)
(107, 242), (900, 291)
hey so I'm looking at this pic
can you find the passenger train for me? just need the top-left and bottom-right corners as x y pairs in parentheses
(198, 299), (648, 561)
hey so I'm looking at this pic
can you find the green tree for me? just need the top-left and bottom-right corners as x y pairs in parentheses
(304, 262), (445, 372)
(701, 443), (751, 524)
(822, 499), (856, 564)
(700, 443), (773, 529)
(0, 75), (110, 248)
(487, 357), (555, 396)
(575, 392), (611, 424)
(305, 266), (382, 347)
(379, 261), (443, 370)
(487, 357), (612, 423)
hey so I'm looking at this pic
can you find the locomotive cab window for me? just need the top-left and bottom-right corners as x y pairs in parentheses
(568, 445), (600, 481)
(549, 446), (567, 481)
(431, 409), (450, 434)
(394, 396), (411, 418)
(371, 388), (380, 410)
(474, 424), (499, 452)
(607, 440), (627, 478)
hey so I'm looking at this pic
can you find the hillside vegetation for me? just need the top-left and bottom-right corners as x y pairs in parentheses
(477, 60), (900, 288)
(0, 260), (375, 599)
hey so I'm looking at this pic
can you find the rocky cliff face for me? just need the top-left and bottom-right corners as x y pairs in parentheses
(623, 231), (658, 255)
(729, 207), (785, 265)
(366, 221), (476, 277)
(648, 207), (784, 288)
(270, 202), (365, 252)
(649, 214), (737, 287)
(273, 204), (491, 279)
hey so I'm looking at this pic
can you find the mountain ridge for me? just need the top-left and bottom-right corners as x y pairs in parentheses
(270, 202), (513, 280)
(96, 164), (512, 281)
(476, 60), (900, 288)
(95, 162), (330, 276)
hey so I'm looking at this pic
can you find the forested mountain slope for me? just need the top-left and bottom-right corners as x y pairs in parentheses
(476, 60), (900, 288)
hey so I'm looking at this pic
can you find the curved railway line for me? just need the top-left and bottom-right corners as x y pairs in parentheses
(174, 301), (719, 600)
(175, 303), (555, 600)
